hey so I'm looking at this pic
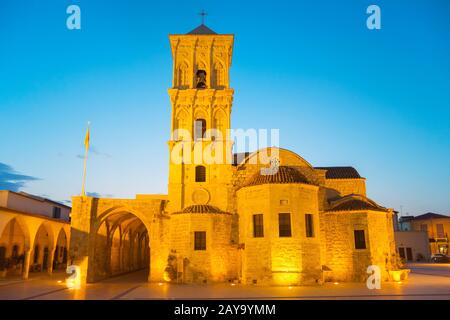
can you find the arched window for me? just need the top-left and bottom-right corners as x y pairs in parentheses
(195, 166), (206, 182)
(174, 111), (188, 140)
(213, 62), (225, 88)
(196, 70), (207, 89)
(194, 118), (206, 141)
(213, 110), (226, 140)
(178, 63), (189, 88)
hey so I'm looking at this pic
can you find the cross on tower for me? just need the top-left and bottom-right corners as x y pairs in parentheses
(199, 10), (207, 25)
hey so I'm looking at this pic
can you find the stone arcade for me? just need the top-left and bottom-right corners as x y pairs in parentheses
(69, 24), (400, 286)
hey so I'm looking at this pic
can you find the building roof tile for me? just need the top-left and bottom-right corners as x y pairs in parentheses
(314, 166), (361, 179)
(244, 166), (310, 187)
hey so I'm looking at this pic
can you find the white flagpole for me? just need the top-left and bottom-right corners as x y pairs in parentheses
(81, 122), (90, 196)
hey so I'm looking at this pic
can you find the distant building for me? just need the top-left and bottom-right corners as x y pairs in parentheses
(410, 213), (449, 255)
(394, 231), (431, 262)
(0, 190), (70, 279)
(0, 190), (70, 222)
(398, 216), (415, 231)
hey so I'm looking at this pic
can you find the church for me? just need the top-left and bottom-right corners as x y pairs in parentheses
(69, 24), (400, 286)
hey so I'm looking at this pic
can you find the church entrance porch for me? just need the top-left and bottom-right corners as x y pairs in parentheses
(69, 196), (170, 285)
(92, 211), (150, 282)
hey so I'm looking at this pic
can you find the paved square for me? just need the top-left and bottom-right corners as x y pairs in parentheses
(0, 263), (449, 300)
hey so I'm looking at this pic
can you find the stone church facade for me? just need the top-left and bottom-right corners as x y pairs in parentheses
(69, 24), (399, 286)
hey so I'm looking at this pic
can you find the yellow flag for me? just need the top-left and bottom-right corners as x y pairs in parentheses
(84, 125), (90, 150)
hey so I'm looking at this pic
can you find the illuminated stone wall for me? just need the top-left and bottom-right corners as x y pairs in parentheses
(320, 210), (397, 282)
(168, 212), (238, 283)
(237, 183), (322, 285)
(323, 178), (367, 198)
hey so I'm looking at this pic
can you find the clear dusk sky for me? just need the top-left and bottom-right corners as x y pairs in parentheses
(0, 0), (449, 216)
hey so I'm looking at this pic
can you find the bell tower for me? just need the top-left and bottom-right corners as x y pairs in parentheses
(167, 24), (235, 213)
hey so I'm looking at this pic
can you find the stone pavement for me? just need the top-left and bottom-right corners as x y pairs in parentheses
(0, 264), (449, 300)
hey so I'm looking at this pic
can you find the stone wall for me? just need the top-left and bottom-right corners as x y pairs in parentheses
(237, 183), (322, 285)
(169, 212), (238, 283)
(69, 195), (170, 284)
(323, 178), (367, 199)
(320, 209), (397, 282)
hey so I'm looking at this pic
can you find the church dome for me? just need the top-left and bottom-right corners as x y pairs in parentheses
(173, 204), (229, 214)
(243, 166), (310, 187)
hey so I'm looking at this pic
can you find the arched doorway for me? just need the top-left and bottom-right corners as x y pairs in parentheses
(0, 218), (28, 277)
(93, 211), (150, 282)
(53, 228), (68, 271)
(31, 223), (53, 273)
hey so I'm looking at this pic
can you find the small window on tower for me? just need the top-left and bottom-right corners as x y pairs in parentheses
(196, 70), (207, 89)
(178, 63), (189, 88)
(194, 119), (206, 140)
(195, 166), (206, 182)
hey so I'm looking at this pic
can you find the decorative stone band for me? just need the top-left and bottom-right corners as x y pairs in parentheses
(172, 204), (231, 215)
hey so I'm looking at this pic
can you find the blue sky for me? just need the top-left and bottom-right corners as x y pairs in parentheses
(0, 0), (449, 215)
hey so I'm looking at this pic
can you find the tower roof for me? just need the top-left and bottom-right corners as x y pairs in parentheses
(187, 24), (217, 35)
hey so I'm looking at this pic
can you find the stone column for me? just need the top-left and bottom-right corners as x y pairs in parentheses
(69, 196), (97, 284)
(47, 248), (55, 275)
(22, 249), (31, 280)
